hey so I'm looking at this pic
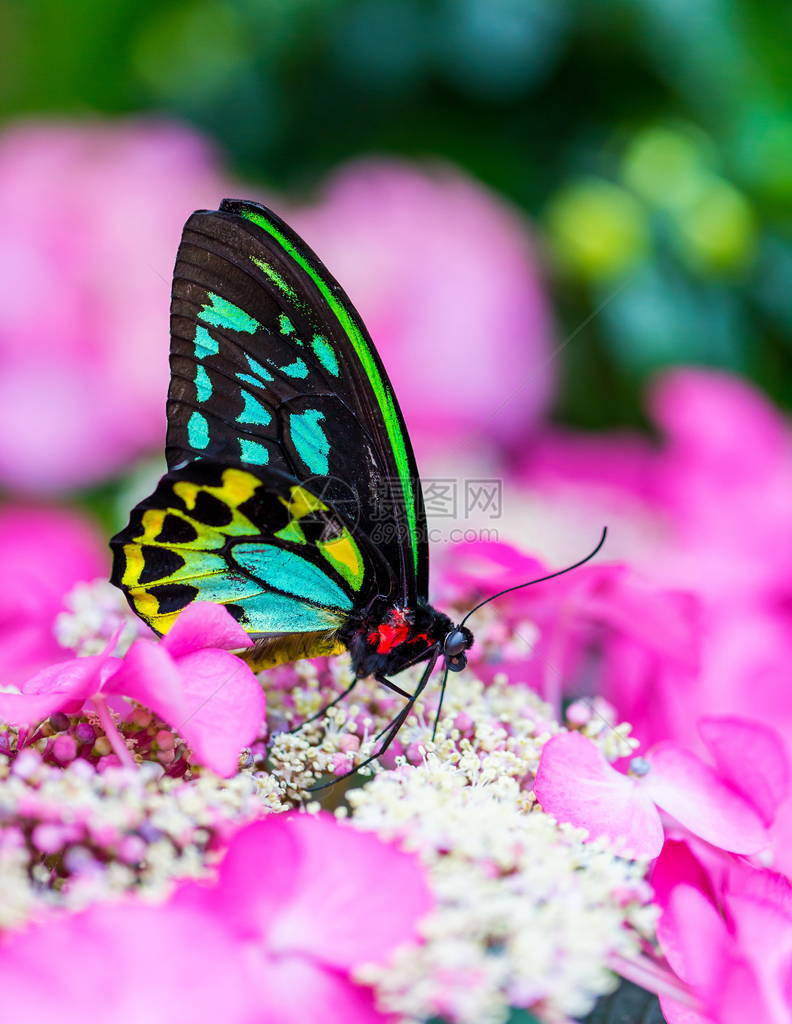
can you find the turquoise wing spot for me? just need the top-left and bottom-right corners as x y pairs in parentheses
(195, 365), (212, 402)
(187, 411), (210, 449)
(237, 374), (266, 389)
(237, 392), (271, 426)
(194, 325), (219, 358)
(199, 293), (259, 334)
(186, 573), (266, 604)
(237, 354), (274, 392)
(290, 409), (329, 474)
(238, 439), (270, 464)
(231, 543), (352, 611)
(246, 354), (274, 381)
(243, 591), (344, 633)
(278, 357), (308, 379)
(311, 335), (339, 377)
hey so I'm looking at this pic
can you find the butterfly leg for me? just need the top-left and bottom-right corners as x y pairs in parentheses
(373, 674), (415, 701)
(371, 646), (441, 740)
(309, 651), (439, 791)
(286, 677), (359, 734)
(372, 673), (425, 741)
(431, 660), (451, 741)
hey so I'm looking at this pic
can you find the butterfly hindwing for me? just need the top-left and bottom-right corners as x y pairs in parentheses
(110, 461), (391, 645)
(167, 199), (428, 604)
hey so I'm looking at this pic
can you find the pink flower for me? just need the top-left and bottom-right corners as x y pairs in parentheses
(519, 368), (792, 608)
(652, 841), (792, 1024)
(0, 504), (107, 684)
(292, 159), (554, 458)
(109, 603), (264, 777)
(0, 901), (253, 1024)
(648, 368), (792, 607)
(0, 604), (264, 777)
(443, 541), (698, 733)
(0, 119), (235, 493)
(534, 716), (784, 860)
(175, 813), (432, 1023)
(512, 369), (792, 762)
(0, 815), (432, 1024)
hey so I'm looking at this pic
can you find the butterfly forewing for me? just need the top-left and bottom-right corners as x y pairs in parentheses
(167, 200), (428, 604)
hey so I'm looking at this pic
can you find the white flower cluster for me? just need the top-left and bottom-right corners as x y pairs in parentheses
(0, 753), (285, 928)
(54, 578), (142, 656)
(350, 761), (656, 1023)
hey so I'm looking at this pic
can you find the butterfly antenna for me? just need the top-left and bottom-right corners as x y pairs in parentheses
(459, 527), (608, 628)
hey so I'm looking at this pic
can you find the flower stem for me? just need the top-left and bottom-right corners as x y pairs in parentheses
(92, 696), (135, 769)
(608, 952), (702, 1011)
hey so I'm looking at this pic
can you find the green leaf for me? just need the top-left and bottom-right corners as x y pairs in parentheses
(426, 1012), (542, 1024)
(505, 1010), (543, 1024)
(577, 979), (666, 1023)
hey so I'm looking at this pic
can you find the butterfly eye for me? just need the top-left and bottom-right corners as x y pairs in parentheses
(446, 653), (467, 672)
(444, 629), (469, 657)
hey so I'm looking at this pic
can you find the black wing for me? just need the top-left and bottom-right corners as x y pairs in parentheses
(167, 199), (428, 604)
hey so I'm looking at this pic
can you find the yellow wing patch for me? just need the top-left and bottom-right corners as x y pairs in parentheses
(120, 467), (264, 633)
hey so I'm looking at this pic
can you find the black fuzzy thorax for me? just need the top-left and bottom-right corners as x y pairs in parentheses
(339, 598), (457, 679)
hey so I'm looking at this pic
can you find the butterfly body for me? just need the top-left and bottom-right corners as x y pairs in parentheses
(340, 600), (466, 680)
(111, 198), (474, 760)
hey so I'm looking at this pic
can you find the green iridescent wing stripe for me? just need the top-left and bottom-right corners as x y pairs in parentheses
(110, 461), (393, 638)
(166, 199), (429, 604)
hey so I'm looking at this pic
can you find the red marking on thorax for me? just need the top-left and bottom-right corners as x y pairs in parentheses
(367, 607), (428, 655)
(369, 622), (411, 654)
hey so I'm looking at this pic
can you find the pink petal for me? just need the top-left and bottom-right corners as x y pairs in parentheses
(251, 955), (386, 1024)
(161, 602), (253, 659)
(651, 840), (715, 978)
(724, 869), (792, 1024)
(0, 504), (107, 684)
(534, 732), (664, 859)
(584, 575), (700, 671)
(650, 368), (789, 472)
(171, 649), (264, 776)
(0, 689), (82, 726)
(726, 863), (792, 914)
(107, 638), (188, 721)
(266, 813), (433, 968)
(667, 884), (732, 993)
(658, 998), (715, 1024)
(644, 744), (769, 854)
(447, 540), (545, 593)
(110, 640), (264, 776)
(0, 653), (115, 725)
(0, 901), (254, 1024)
(176, 818), (301, 936)
(21, 653), (108, 697)
(698, 716), (789, 826)
(667, 885), (770, 1024)
(709, 964), (770, 1024)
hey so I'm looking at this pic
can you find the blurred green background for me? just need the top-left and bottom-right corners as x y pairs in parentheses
(4, 0), (791, 428)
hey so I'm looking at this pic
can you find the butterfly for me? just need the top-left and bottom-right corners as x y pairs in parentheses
(110, 198), (477, 771)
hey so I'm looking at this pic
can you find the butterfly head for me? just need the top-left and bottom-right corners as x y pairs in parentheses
(442, 625), (474, 672)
